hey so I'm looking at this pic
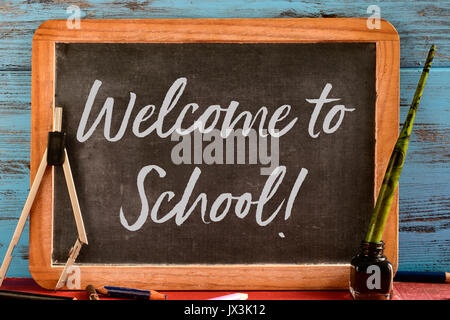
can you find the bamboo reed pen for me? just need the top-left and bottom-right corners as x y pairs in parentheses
(365, 45), (436, 243)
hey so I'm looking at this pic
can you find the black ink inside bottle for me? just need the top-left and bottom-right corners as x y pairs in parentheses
(349, 241), (393, 300)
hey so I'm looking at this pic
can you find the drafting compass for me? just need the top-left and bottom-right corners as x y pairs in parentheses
(0, 107), (88, 289)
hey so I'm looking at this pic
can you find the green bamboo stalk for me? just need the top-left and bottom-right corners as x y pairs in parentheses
(365, 45), (436, 243)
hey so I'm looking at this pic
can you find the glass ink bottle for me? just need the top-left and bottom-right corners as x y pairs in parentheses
(349, 241), (393, 300)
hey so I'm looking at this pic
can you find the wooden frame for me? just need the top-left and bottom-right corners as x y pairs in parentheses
(30, 18), (399, 290)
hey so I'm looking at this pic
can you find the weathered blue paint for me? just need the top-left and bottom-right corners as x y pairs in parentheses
(0, 1), (448, 277)
(0, 0), (449, 70)
(398, 67), (449, 272)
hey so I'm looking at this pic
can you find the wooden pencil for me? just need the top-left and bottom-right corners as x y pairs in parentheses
(97, 286), (167, 300)
(394, 271), (450, 283)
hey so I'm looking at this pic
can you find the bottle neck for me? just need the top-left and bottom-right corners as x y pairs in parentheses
(360, 241), (385, 258)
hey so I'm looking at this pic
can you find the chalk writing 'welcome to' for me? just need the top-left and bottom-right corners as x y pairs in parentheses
(75, 77), (355, 231)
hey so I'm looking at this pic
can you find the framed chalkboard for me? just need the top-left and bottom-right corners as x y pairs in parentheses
(30, 19), (399, 290)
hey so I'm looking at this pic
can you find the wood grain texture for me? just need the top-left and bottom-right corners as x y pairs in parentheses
(374, 39), (399, 269)
(27, 18), (398, 290)
(0, 0), (448, 69)
(33, 18), (400, 42)
(0, 71), (31, 277)
(398, 67), (450, 272)
(0, 1), (448, 280)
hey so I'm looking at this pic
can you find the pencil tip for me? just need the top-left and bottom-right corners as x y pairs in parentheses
(96, 286), (107, 295)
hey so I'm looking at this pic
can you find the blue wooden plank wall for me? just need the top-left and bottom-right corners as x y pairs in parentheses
(0, 0), (448, 277)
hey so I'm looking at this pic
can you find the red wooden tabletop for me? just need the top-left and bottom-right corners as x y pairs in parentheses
(1, 278), (449, 300)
